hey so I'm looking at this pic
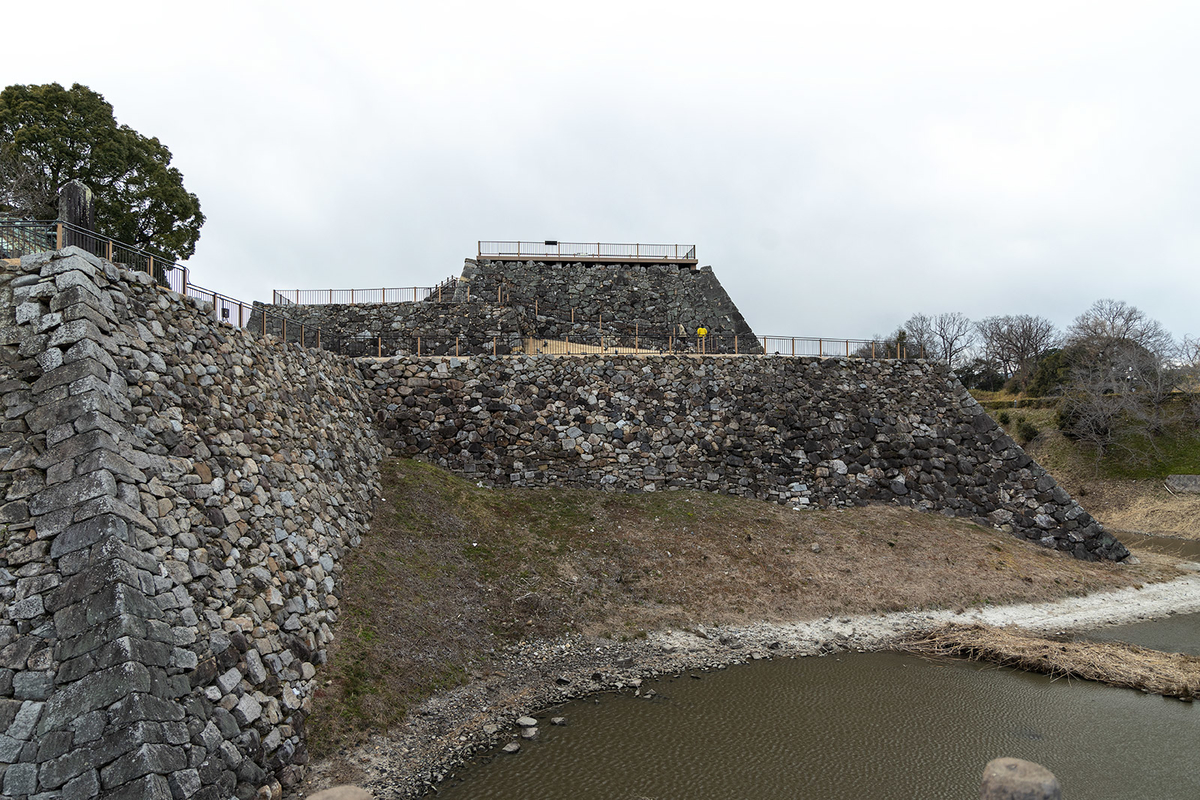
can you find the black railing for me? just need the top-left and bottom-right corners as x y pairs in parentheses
(0, 218), (188, 295)
(477, 241), (698, 262)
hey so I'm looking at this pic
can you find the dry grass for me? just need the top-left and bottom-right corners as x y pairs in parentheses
(307, 458), (1178, 755)
(898, 622), (1200, 699)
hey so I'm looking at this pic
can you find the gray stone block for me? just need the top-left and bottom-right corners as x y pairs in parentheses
(27, 469), (117, 516)
(3, 760), (38, 795)
(49, 513), (128, 560)
(106, 692), (185, 727)
(13, 671), (53, 700)
(101, 772), (173, 800)
(37, 661), (151, 735)
(99, 742), (186, 789)
(37, 746), (91, 789)
(60, 768), (100, 800)
(215, 668), (241, 695)
(6, 700), (43, 739)
(167, 768), (201, 799)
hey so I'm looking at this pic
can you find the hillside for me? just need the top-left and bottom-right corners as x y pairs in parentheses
(983, 401), (1200, 539)
(305, 457), (1179, 776)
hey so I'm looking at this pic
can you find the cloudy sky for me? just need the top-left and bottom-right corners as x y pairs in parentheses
(6, 1), (1198, 343)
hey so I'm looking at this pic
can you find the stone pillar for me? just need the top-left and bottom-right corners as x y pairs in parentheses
(980, 758), (1062, 800)
(57, 180), (96, 251)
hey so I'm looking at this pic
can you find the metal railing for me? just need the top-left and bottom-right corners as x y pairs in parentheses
(272, 279), (458, 306)
(759, 336), (923, 359)
(477, 241), (697, 262)
(0, 218), (188, 294)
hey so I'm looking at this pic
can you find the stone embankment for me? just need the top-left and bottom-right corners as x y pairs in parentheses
(359, 355), (1127, 561)
(0, 246), (1133, 799)
(458, 258), (761, 350)
(248, 300), (524, 358)
(252, 257), (763, 357)
(1, 249), (382, 799)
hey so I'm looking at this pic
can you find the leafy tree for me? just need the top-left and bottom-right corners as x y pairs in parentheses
(0, 82), (204, 261)
(955, 357), (1006, 391)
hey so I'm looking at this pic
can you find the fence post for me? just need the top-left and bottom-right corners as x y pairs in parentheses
(846, 340), (849, 357)
(734, 335), (738, 354)
(148, 255), (154, 279)
(106, 239), (113, 260)
(378, 337), (381, 358)
(261, 309), (266, 336)
(635, 322), (639, 350)
(493, 337), (497, 356)
(792, 338), (796, 356)
(182, 267), (189, 297)
(301, 323), (305, 347)
(317, 328), (321, 349)
(56, 223), (63, 250)
(456, 337), (459, 356)
(417, 337), (421, 356)
(351, 289), (355, 305)
(282, 318), (287, 341)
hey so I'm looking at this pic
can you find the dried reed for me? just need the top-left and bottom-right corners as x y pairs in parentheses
(897, 623), (1200, 700)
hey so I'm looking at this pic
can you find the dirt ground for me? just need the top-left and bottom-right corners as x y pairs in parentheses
(1065, 478), (1200, 539)
(301, 457), (1181, 788)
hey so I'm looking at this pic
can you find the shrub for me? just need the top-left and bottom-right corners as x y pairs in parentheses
(1016, 418), (1040, 444)
(997, 411), (1011, 426)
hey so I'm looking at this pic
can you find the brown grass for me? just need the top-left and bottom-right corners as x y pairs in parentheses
(307, 458), (1178, 755)
(898, 622), (1200, 699)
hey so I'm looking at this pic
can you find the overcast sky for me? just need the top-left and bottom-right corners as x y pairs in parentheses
(6, 1), (1199, 342)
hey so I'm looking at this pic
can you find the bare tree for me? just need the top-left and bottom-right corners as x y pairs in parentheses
(903, 314), (936, 359)
(1067, 298), (1174, 358)
(1058, 301), (1183, 456)
(931, 312), (975, 368)
(975, 314), (1059, 380)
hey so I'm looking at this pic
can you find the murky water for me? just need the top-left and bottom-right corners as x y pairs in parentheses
(435, 651), (1199, 800)
(434, 532), (1200, 799)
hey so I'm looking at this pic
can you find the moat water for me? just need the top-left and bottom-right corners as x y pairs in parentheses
(434, 537), (1200, 799)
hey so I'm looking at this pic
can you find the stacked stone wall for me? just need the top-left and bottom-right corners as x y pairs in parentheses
(1, 249), (383, 799)
(247, 300), (524, 357)
(360, 355), (1127, 562)
(459, 259), (762, 351)
(0, 247), (1129, 799)
(255, 257), (763, 356)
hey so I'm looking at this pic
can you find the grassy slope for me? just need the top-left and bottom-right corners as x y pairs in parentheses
(988, 401), (1200, 538)
(307, 457), (1177, 756)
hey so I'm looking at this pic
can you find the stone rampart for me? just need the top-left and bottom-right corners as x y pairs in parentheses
(1, 249), (383, 799)
(459, 258), (762, 351)
(359, 355), (1126, 561)
(256, 257), (763, 356)
(0, 248), (1128, 799)
(247, 300), (524, 357)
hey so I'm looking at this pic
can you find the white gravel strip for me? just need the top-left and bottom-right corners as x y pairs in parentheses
(651, 571), (1200, 655)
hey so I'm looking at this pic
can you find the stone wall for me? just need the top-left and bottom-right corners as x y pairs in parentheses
(1, 249), (383, 799)
(255, 256), (763, 356)
(247, 300), (524, 357)
(0, 247), (1129, 799)
(458, 259), (762, 352)
(359, 355), (1127, 562)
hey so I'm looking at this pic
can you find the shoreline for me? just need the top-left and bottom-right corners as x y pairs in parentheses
(299, 570), (1200, 798)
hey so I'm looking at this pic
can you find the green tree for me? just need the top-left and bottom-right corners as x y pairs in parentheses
(0, 82), (204, 261)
